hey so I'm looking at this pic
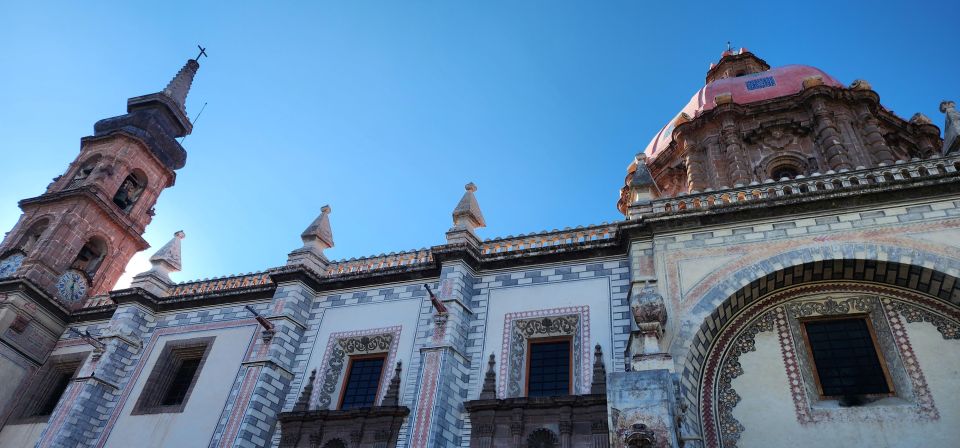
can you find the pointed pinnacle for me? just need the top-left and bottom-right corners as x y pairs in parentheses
(162, 59), (201, 112)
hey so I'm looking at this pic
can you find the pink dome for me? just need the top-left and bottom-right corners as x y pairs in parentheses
(643, 64), (844, 159)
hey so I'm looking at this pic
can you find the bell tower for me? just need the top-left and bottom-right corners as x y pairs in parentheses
(0, 57), (201, 308)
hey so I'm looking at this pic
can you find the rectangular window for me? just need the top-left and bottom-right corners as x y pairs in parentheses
(526, 339), (571, 397)
(132, 337), (214, 415)
(339, 356), (386, 410)
(802, 317), (893, 399)
(11, 352), (87, 423)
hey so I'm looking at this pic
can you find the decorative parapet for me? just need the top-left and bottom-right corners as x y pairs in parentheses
(168, 271), (274, 296)
(324, 249), (434, 275)
(481, 224), (618, 256)
(644, 154), (960, 217)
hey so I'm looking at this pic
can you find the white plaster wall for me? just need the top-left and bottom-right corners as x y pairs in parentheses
(0, 340), (93, 447)
(104, 325), (255, 448)
(732, 322), (960, 448)
(304, 298), (422, 407)
(480, 275), (614, 396)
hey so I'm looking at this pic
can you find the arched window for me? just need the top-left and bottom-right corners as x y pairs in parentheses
(16, 218), (50, 255)
(527, 429), (558, 448)
(70, 155), (102, 187)
(113, 170), (146, 213)
(71, 237), (106, 280)
(770, 165), (799, 180)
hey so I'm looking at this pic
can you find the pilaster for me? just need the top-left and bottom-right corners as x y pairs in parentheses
(210, 277), (312, 447)
(36, 302), (154, 448)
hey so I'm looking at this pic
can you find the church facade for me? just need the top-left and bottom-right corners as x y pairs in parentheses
(1, 48), (959, 448)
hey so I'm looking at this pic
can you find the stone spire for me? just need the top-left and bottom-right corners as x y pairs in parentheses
(287, 205), (334, 274)
(124, 56), (202, 140)
(293, 369), (316, 411)
(447, 183), (485, 246)
(149, 231), (185, 279)
(479, 353), (498, 399)
(381, 362), (403, 406)
(627, 154), (659, 220)
(131, 231), (185, 296)
(941, 100), (960, 154)
(590, 344), (607, 394)
(162, 59), (201, 114)
(452, 183), (486, 232)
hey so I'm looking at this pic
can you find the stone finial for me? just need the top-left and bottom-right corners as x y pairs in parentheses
(942, 100), (960, 154)
(626, 154), (659, 220)
(590, 344), (607, 395)
(293, 369), (316, 411)
(850, 79), (872, 91)
(910, 113), (933, 125)
(287, 205), (334, 272)
(162, 59), (201, 112)
(480, 354), (498, 399)
(381, 362), (403, 406)
(452, 183), (486, 232)
(131, 231), (185, 296)
(147, 231), (185, 279)
(301, 205), (334, 250)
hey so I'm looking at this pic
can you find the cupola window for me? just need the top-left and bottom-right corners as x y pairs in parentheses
(771, 166), (800, 180)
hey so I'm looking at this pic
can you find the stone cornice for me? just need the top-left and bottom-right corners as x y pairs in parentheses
(464, 393), (607, 412)
(18, 185), (150, 249)
(0, 277), (70, 322)
(277, 405), (410, 423)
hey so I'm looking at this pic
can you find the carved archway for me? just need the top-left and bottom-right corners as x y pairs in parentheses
(680, 259), (960, 448)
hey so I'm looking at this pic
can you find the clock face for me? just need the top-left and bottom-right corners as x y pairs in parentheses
(56, 269), (89, 303)
(0, 253), (25, 279)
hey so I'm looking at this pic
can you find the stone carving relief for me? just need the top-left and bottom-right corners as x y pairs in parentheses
(311, 326), (401, 410)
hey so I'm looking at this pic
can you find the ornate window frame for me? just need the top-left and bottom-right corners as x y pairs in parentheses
(310, 326), (401, 410)
(499, 306), (591, 398)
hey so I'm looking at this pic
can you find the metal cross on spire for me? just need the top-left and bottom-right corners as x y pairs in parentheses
(196, 45), (208, 60)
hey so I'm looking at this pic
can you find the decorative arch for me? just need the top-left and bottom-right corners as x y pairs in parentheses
(526, 428), (559, 448)
(678, 257), (960, 448)
(757, 151), (808, 180)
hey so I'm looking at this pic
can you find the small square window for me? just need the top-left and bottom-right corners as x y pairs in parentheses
(338, 356), (386, 410)
(526, 339), (571, 397)
(132, 337), (214, 415)
(11, 352), (87, 423)
(801, 317), (893, 400)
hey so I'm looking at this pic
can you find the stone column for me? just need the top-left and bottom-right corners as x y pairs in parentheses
(37, 302), (154, 448)
(684, 142), (708, 193)
(857, 105), (894, 165)
(810, 97), (853, 171)
(719, 115), (752, 186)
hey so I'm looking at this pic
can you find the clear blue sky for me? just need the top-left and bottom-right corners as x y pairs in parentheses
(1, 1), (957, 285)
